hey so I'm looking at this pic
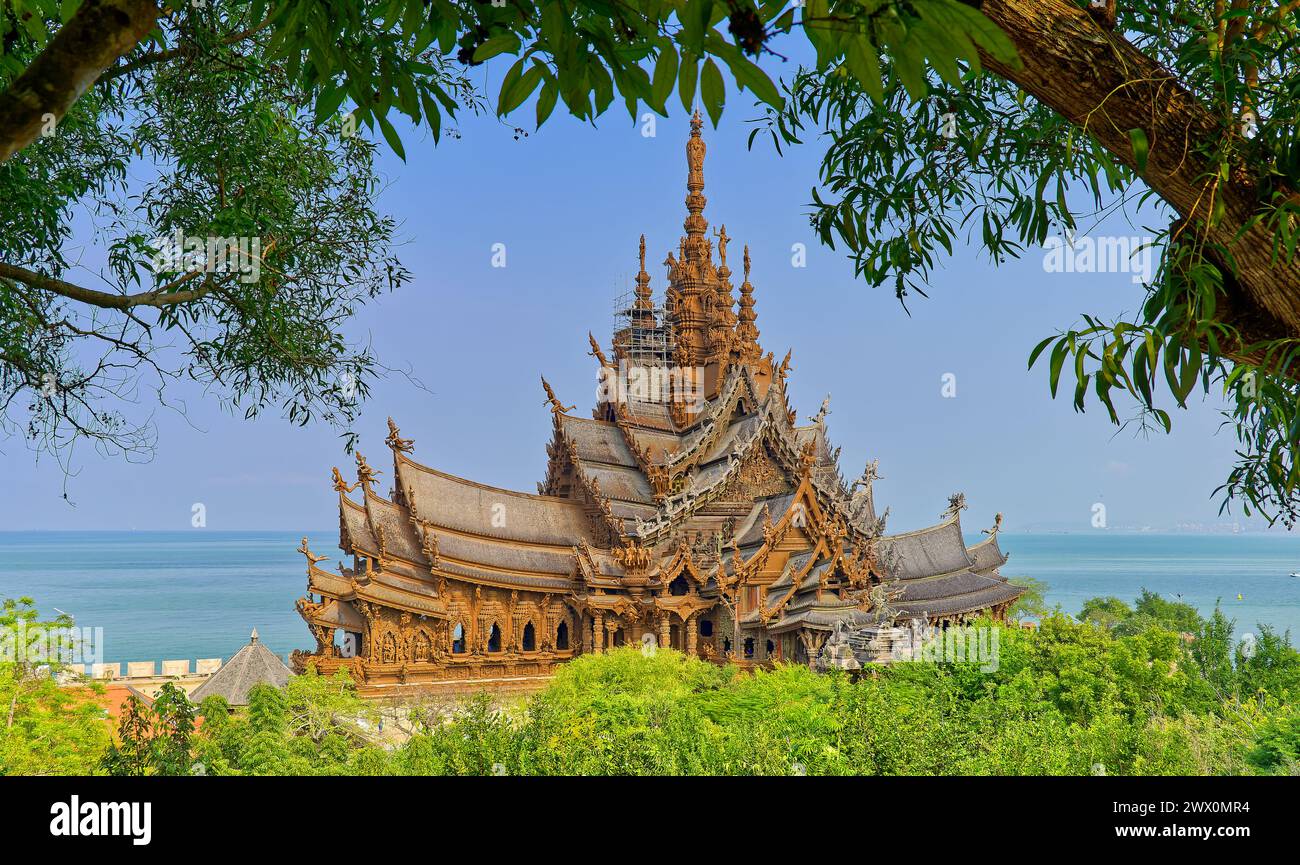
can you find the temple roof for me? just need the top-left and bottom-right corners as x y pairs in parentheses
(877, 514), (973, 580)
(967, 532), (1009, 574)
(396, 453), (593, 545)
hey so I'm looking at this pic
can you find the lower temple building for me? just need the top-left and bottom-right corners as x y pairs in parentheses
(290, 113), (1025, 695)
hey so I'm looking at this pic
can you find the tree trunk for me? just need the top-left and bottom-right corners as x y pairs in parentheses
(977, 0), (1300, 354)
(0, 0), (160, 164)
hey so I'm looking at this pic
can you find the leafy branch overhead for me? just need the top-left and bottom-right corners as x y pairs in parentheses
(0, 0), (1021, 474)
(5, 0), (1300, 528)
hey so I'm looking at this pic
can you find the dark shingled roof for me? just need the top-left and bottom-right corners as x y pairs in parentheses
(966, 532), (1009, 574)
(877, 516), (972, 580)
(190, 629), (292, 707)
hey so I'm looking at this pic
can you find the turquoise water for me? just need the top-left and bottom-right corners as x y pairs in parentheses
(1, 531), (1298, 664)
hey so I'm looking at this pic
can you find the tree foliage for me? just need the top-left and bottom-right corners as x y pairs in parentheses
(0, 598), (109, 775)
(6, 0), (1300, 526)
(3, 589), (1295, 775)
(148, 594), (1300, 776)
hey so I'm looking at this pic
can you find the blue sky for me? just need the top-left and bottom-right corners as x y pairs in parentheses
(1, 57), (1261, 534)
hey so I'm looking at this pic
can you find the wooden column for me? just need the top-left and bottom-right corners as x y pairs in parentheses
(593, 612), (604, 652)
(686, 612), (698, 655)
(659, 615), (671, 649)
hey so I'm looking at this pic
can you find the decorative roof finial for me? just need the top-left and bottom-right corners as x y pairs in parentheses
(250, 627), (259, 644)
(587, 332), (610, 366)
(810, 394), (831, 426)
(355, 452), (380, 489)
(385, 417), (415, 453)
(331, 466), (360, 493)
(541, 375), (576, 416)
(298, 536), (328, 567)
(799, 440), (818, 475)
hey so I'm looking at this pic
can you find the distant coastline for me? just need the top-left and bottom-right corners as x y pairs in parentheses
(2, 531), (1298, 665)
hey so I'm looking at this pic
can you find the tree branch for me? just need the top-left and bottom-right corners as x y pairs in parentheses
(0, 262), (214, 309)
(976, 0), (1300, 351)
(0, 0), (161, 164)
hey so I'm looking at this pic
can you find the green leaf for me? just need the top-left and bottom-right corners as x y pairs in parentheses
(844, 37), (884, 105)
(474, 33), (522, 64)
(651, 48), (678, 114)
(496, 57), (528, 116)
(419, 91), (442, 144)
(700, 58), (724, 125)
(726, 53), (782, 109)
(678, 53), (699, 113)
(1028, 335), (1056, 370)
(501, 63), (544, 117)
(1127, 128), (1149, 173)
(536, 78), (559, 129)
(375, 112), (406, 161)
(1048, 340), (1070, 398)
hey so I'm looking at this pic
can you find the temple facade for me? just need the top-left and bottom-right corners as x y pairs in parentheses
(291, 113), (1025, 695)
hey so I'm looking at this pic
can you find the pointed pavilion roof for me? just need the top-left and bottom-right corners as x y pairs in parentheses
(190, 628), (292, 707)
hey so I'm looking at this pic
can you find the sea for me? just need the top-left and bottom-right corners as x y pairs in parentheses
(2, 531), (1299, 665)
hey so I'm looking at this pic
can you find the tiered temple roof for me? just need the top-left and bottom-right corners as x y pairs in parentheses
(292, 113), (1024, 692)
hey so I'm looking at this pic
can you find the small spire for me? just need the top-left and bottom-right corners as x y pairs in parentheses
(250, 627), (259, 644)
(634, 234), (652, 312)
(736, 244), (761, 359)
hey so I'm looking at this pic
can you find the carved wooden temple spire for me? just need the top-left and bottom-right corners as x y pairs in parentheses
(670, 109), (713, 367)
(683, 108), (709, 265)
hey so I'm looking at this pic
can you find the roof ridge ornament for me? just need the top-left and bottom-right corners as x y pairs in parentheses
(331, 466), (360, 494)
(587, 331), (610, 367)
(943, 492), (968, 519)
(297, 536), (328, 567)
(541, 375), (576, 416)
(355, 451), (381, 490)
(982, 512), (1003, 537)
(385, 417), (415, 453)
(809, 394), (831, 426)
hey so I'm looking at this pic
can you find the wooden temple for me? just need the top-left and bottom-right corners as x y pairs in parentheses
(291, 112), (1024, 694)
